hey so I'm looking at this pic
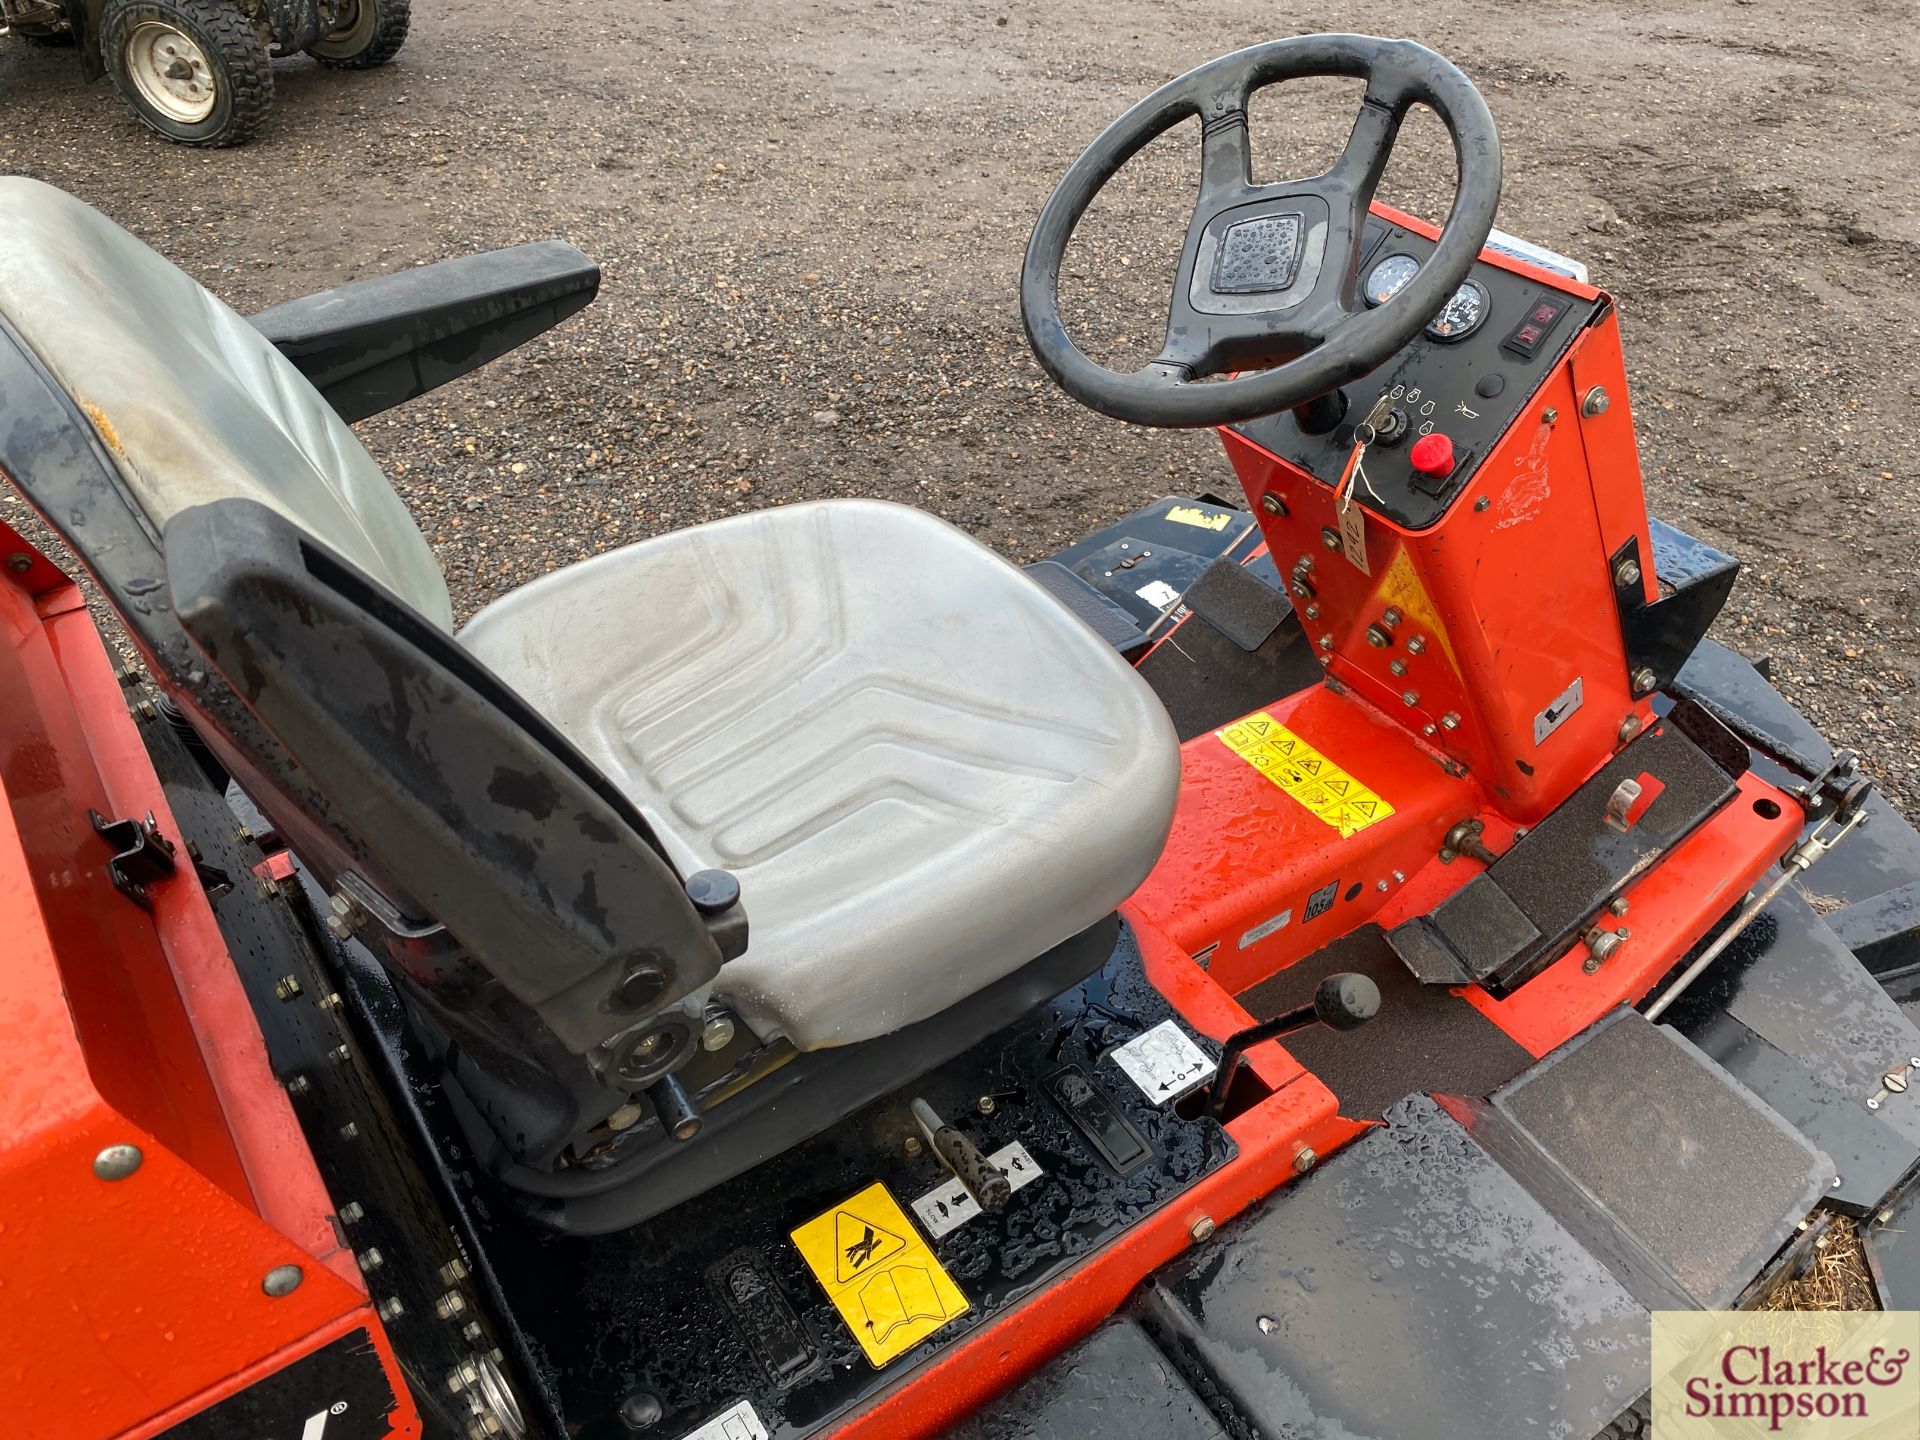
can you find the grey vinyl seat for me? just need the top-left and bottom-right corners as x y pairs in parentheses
(0, 177), (1182, 1054)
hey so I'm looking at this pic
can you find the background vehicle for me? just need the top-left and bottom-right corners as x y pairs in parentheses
(0, 0), (409, 145)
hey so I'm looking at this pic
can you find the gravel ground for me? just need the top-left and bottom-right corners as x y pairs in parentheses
(2, 0), (1915, 811)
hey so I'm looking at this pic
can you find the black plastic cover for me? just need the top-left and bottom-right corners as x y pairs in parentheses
(249, 242), (601, 424)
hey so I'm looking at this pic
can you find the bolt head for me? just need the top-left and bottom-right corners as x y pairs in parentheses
(620, 1392), (666, 1431)
(1320, 527), (1342, 551)
(1293, 1147), (1317, 1174)
(1189, 1215), (1216, 1242)
(1406, 636), (1427, 655)
(1440, 712), (1460, 730)
(1303, 602), (1321, 620)
(1401, 690), (1419, 707)
(5, 552), (31, 573)
(1389, 658), (1407, 676)
(92, 1144), (143, 1181)
(1473, 496), (1491, 512)
(1613, 557), (1642, 589)
(701, 1010), (737, 1052)
(1366, 624), (1391, 648)
(1618, 713), (1644, 744)
(339, 1200), (365, 1224)
(977, 1095), (996, 1116)
(1318, 634), (1334, 651)
(1631, 667), (1658, 697)
(1581, 386), (1611, 417)
(903, 1135), (924, 1159)
(1260, 493), (1287, 516)
(1543, 407), (1560, 424)
(262, 1264), (304, 1297)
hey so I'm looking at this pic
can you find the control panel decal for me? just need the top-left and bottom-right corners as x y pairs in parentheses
(1217, 712), (1396, 838)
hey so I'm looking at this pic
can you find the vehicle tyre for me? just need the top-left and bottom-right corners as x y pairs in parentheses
(307, 0), (408, 68)
(100, 0), (273, 147)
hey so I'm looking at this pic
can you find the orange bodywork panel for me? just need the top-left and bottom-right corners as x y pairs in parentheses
(0, 524), (418, 1440)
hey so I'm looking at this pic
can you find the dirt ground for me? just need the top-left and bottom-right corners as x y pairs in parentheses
(2, 0), (1916, 812)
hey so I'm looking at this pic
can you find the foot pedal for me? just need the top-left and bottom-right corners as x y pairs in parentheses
(1466, 1008), (1829, 1308)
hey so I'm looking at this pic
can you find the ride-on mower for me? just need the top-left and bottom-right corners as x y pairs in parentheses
(2, 32), (1918, 1440)
(0, 0), (408, 146)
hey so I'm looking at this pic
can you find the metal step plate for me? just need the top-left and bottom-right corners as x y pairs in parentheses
(1136, 1094), (1649, 1440)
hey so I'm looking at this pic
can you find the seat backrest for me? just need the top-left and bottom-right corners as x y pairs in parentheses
(0, 176), (451, 628)
(0, 182), (734, 1170)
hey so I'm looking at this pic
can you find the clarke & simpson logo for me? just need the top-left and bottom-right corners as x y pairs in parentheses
(1653, 1311), (1920, 1438)
(1680, 1341), (1910, 1430)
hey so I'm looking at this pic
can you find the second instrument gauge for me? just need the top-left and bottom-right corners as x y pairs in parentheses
(1425, 279), (1491, 342)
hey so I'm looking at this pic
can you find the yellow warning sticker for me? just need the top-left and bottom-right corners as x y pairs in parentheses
(790, 1182), (970, 1367)
(1377, 548), (1457, 672)
(1165, 504), (1234, 531)
(1217, 711), (1396, 839)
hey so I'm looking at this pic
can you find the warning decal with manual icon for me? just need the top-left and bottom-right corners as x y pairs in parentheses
(790, 1182), (970, 1367)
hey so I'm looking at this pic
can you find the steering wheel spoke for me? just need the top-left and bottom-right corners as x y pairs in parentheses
(1198, 107), (1254, 202)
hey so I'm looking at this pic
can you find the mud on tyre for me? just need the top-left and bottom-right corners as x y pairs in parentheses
(99, 0), (272, 147)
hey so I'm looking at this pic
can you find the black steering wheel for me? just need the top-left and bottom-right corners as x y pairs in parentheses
(1020, 35), (1502, 429)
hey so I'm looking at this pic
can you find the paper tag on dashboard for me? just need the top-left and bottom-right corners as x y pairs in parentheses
(1338, 498), (1370, 574)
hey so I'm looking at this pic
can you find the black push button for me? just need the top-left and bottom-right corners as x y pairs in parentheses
(1501, 294), (1573, 360)
(1474, 372), (1507, 398)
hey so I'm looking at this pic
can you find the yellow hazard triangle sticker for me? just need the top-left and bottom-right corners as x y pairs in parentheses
(791, 1182), (970, 1367)
(1218, 711), (1396, 839)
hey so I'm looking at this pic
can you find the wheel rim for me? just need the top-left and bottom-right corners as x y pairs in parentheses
(123, 21), (216, 125)
(311, 0), (375, 56)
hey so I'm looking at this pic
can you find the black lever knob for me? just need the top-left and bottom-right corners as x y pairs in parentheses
(1314, 972), (1382, 1031)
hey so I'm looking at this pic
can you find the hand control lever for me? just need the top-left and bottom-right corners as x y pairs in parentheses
(910, 1097), (1012, 1213)
(1202, 972), (1382, 1122)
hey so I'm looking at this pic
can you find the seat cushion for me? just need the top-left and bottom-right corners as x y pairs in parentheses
(0, 177), (451, 627)
(461, 499), (1181, 1050)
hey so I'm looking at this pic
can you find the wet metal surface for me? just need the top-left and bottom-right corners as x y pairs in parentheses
(1138, 1095), (1647, 1440)
(947, 1319), (1227, 1440)
(1661, 889), (1920, 1153)
(1681, 1009), (1920, 1218)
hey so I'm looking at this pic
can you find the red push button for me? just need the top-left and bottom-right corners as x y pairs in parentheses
(1410, 432), (1456, 479)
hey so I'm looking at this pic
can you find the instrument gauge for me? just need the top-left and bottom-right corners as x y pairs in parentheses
(1425, 279), (1491, 342)
(1363, 253), (1419, 307)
